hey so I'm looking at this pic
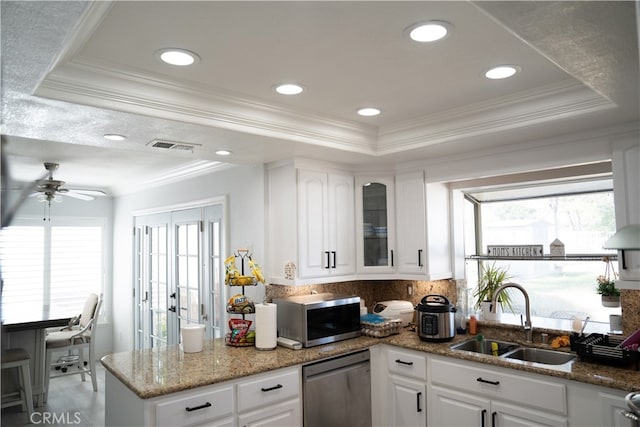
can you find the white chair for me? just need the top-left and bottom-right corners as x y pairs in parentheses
(1, 348), (34, 421)
(43, 293), (102, 403)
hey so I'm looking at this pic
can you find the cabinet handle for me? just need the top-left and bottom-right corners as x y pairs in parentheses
(394, 359), (413, 366)
(324, 251), (330, 269)
(390, 249), (394, 266)
(185, 402), (212, 412)
(416, 392), (422, 413)
(492, 411), (497, 427)
(261, 384), (283, 392)
(476, 377), (500, 386)
(481, 409), (487, 427)
(331, 251), (336, 269)
(418, 249), (423, 267)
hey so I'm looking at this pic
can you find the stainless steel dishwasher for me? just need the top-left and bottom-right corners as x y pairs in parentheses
(302, 350), (371, 427)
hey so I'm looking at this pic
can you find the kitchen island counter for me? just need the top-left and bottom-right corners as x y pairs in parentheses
(102, 328), (640, 399)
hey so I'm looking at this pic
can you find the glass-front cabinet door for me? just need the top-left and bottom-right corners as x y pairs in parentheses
(355, 176), (396, 273)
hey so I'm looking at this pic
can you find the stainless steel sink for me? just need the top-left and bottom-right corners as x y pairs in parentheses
(450, 338), (575, 367)
(502, 348), (575, 365)
(450, 339), (519, 356)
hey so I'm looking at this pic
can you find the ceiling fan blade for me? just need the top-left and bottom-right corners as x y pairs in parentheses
(64, 191), (95, 201)
(69, 189), (108, 197)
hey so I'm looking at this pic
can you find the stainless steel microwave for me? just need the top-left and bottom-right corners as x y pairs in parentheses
(273, 293), (361, 347)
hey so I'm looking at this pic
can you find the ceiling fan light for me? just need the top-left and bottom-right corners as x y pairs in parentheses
(157, 48), (200, 66)
(485, 65), (520, 80)
(408, 21), (451, 43)
(215, 150), (232, 156)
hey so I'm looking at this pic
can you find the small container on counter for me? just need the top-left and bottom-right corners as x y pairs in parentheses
(468, 315), (478, 335)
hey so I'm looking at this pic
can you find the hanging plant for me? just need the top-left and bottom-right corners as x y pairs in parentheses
(596, 256), (620, 307)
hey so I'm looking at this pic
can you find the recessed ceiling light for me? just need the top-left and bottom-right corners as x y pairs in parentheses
(274, 84), (304, 95)
(103, 134), (126, 141)
(156, 48), (200, 66)
(485, 65), (520, 80)
(215, 150), (232, 156)
(357, 107), (381, 117)
(408, 21), (451, 43)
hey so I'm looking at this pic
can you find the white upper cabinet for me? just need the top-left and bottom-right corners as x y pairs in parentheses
(396, 171), (452, 280)
(355, 176), (397, 274)
(298, 169), (355, 278)
(267, 161), (355, 284)
(611, 136), (640, 287)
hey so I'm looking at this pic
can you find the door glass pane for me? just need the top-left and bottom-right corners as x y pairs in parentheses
(362, 182), (388, 266)
(148, 224), (168, 348)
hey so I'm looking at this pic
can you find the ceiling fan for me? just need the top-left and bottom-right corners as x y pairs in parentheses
(33, 162), (107, 220)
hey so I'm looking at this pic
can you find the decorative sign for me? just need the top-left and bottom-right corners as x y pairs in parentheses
(487, 245), (544, 257)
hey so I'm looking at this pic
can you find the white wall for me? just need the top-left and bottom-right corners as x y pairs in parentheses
(111, 163), (265, 352)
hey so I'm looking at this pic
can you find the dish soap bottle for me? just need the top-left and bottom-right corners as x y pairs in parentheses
(468, 315), (478, 335)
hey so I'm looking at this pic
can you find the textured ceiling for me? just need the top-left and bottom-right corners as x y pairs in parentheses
(1, 1), (638, 195)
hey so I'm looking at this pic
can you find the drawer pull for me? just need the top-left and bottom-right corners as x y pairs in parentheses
(476, 377), (500, 386)
(261, 384), (283, 392)
(395, 359), (414, 366)
(185, 402), (212, 412)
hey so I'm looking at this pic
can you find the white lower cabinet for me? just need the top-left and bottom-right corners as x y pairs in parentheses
(236, 367), (301, 427)
(377, 346), (427, 427)
(105, 366), (301, 427)
(428, 356), (568, 427)
(237, 399), (301, 427)
(567, 380), (634, 427)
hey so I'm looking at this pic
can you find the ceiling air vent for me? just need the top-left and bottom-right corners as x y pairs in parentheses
(147, 139), (202, 152)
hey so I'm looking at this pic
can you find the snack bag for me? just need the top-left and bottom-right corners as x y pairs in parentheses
(224, 255), (240, 284)
(249, 259), (265, 283)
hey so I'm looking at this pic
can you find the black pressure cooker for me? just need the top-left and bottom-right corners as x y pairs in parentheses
(416, 295), (456, 342)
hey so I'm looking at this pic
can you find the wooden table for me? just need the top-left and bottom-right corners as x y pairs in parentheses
(2, 307), (71, 406)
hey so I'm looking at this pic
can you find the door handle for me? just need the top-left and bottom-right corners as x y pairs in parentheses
(324, 251), (330, 269)
(201, 304), (208, 321)
(142, 291), (148, 302)
(390, 249), (394, 266)
(170, 292), (176, 299)
(331, 251), (336, 269)
(418, 249), (423, 267)
(168, 305), (176, 313)
(416, 392), (422, 413)
(481, 409), (487, 427)
(492, 411), (497, 427)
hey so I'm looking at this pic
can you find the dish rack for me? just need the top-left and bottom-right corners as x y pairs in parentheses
(573, 333), (640, 370)
(360, 313), (402, 338)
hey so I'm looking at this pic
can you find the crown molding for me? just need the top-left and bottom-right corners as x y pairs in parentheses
(35, 56), (379, 155)
(376, 80), (615, 154)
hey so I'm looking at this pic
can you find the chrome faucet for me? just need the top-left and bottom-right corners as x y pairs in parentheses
(491, 282), (533, 343)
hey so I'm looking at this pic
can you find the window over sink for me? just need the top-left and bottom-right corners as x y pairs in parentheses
(459, 163), (618, 327)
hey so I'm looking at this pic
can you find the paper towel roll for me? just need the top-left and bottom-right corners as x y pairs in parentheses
(255, 303), (277, 350)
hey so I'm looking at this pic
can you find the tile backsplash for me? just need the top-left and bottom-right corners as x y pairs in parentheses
(266, 281), (640, 335)
(265, 279), (455, 323)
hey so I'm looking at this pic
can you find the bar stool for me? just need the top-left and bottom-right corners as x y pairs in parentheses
(1, 348), (34, 421)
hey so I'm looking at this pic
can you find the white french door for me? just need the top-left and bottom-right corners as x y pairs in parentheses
(134, 202), (224, 350)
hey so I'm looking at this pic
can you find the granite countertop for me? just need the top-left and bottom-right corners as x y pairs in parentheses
(101, 326), (640, 399)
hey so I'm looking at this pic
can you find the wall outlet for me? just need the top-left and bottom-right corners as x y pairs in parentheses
(407, 284), (413, 296)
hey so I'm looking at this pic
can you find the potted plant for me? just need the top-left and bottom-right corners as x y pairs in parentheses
(473, 262), (514, 321)
(596, 257), (620, 307)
